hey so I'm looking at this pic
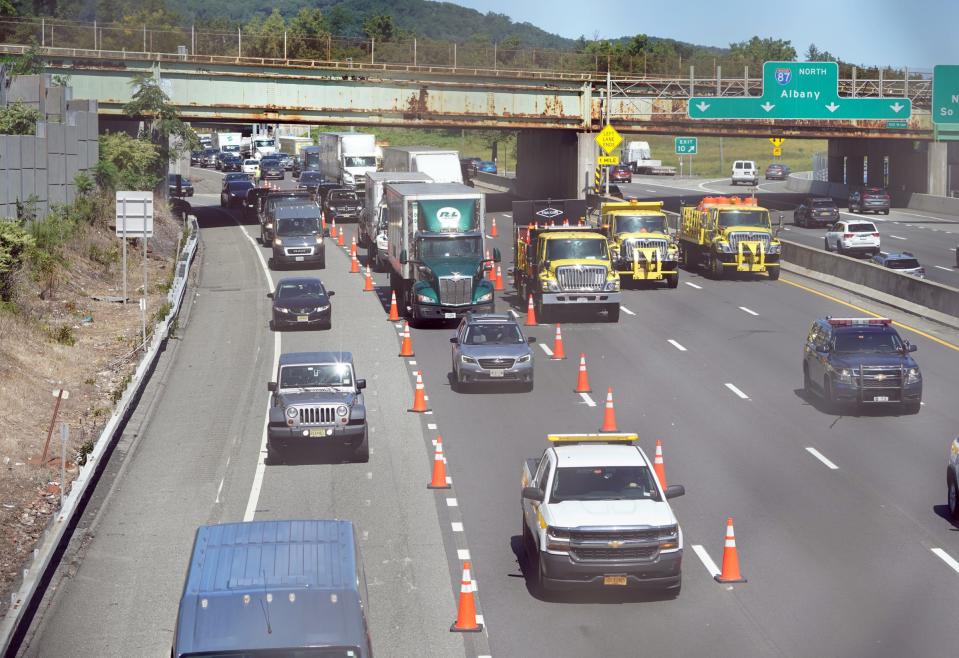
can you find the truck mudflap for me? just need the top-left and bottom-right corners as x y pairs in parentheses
(620, 249), (678, 281)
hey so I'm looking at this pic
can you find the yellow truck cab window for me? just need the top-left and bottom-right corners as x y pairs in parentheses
(614, 215), (666, 233)
(546, 239), (608, 261)
(717, 210), (770, 228)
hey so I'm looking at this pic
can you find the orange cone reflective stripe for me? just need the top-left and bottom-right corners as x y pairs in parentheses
(398, 321), (415, 357)
(525, 294), (537, 326)
(408, 371), (430, 413)
(450, 561), (483, 632)
(653, 440), (667, 489)
(574, 353), (591, 393)
(715, 517), (746, 583)
(363, 265), (374, 291)
(551, 324), (567, 360)
(494, 265), (504, 291)
(490, 217), (498, 237)
(387, 290), (400, 321)
(427, 436), (451, 489)
(600, 387), (618, 432)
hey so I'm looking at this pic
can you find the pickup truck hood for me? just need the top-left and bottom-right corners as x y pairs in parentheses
(279, 391), (356, 405)
(548, 499), (676, 529)
(421, 256), (481, 278)
(721, 226), (771, 237)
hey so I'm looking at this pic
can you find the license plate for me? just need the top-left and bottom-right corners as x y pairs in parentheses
(603, 576), (627, 586)
(295, 256), (304, 261)
(489, 370), (505, 378)
(575, 297), (590, 302)
(297, 315), (309, 322)
(308, 428), (327, 437)
(873, 395), (889, 402)
(444, 312), (456, 319)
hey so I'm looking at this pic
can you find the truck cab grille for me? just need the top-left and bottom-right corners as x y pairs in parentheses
(728, 232), (770, 251)
(297, 405), (337, 425)
(438, 276), (473, 306)
(623, 238), (668, 261)
(556, 265), (607, 291)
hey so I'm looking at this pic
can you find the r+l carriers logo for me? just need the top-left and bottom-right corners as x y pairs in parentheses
(436, 207), (462, 230)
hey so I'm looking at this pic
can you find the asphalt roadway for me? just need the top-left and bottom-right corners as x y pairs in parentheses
(18, 165), (959, 657)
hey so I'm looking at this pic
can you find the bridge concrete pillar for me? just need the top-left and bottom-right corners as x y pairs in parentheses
(927, 142), (948, 197)
(845, 153), (865, 188)
(516, 129), (594, 200)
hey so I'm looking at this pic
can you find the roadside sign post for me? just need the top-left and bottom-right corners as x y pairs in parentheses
(769, 138), (785, 160)
(116, 191), (153, 322)
(675, 137), (697, 177)
(595, 122), (622, 198)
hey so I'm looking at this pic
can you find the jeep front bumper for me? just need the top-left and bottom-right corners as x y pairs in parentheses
(268, 423), (365, 445)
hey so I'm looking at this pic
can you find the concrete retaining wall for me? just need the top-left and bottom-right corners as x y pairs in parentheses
(785, 172), (849, 199)
(906, 192), (959, 215)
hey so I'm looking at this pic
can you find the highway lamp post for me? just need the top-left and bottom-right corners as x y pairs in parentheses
(283, 30), (287, 61)
(92, 20), (96, 51)
(238, 27), (242, 58)
(191, 25), (195, 56)
(370, 38), (374, 64)
(493, 42), (497, 70)
(143, 24), (146, 53)
(453, 43), (457, 69)
(41, 18), (44, 47)
(413, 38), (417, 67)
(121, 197), (127, 303)
(141, 203), (148, 350)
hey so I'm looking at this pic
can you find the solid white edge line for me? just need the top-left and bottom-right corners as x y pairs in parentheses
(684, 281), (703, 289)
(579, 392), (596, 407)
(621, 306), (636, 316)
(692, 544), (721, 578)
(539, 342), (554, 356)
(805, 446), (839, 470)
(889, 235), (907, 240)
(931, 548), (959, 575)
(667, 339), (687, 352)
(724, 382), (749, 399)
(934, 265), (953, 272)
(739, 306), (759, 316)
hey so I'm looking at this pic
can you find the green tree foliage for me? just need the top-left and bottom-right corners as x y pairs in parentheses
(0, 99), (40, 135)
(287, 7), (328, 58)
(0, 218), (34, 302)
(243, 7), (286, 58)
(97, 131), (161, 191)
(729, 36), (797, 71)
(0, 46), (43, 76)
(362, 13), (396, 42)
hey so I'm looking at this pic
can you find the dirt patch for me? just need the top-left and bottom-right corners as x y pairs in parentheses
(0, 205), (183, 620)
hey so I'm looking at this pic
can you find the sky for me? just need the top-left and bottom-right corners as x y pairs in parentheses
(451, 0), (958, 70)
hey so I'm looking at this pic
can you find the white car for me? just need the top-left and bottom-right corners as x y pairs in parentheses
(241, 159), (260, 176)
(824, 220), (880, 257)
(731, 160), (758, 186)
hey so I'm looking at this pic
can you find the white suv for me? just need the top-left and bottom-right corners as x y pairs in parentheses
(824, 220), (880, 256)
(731, 160), (758, 186)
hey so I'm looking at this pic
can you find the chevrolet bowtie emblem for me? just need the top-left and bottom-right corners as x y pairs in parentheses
(608, 540), (624, 548)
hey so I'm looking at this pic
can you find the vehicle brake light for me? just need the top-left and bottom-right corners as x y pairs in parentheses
(843, 233), (853, 238)
(872, 233), (880, 237)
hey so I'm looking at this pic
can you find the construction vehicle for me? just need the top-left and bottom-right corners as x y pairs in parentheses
(601, 200), (679, 288)
(678, 196), (782, 280)
(512, 199), (621, 322)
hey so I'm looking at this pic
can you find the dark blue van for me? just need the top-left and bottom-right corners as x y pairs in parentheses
(173, 520), (372, 657)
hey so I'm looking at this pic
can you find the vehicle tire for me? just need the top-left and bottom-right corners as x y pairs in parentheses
(523, 378), (535, 393)
(522, 514), (534, 559)
(948, 474), (959, 520)
(534, 296), (546, 324)
(837, 243), (845, 256)
(710, 254), (724, 279)
(823, 377), (840, 414)
(605, 304), (620, 322)
(321, 321), (332, 331)
(665, 273), (679, 288)
(265, 442), (280, 465)
(824, 237), (831, 252)
(767, 266), (780, 281)
(802, 364), (812, 396)
(352, 430), (370, 463)
(902, 400), (921, 415)
(318, 257), (326, 270)
(882, 209), (889, 215)
(220, 198), (225, 208)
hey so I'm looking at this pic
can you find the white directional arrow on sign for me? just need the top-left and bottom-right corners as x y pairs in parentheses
(696, 102), (710, 112)
(889, 102), (905, 113)
(825, 102), (840, 113)
(761, 102), (775, 112)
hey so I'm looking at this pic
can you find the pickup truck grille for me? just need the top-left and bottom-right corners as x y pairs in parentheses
(478, 357), (515, 370)
(570, 528), (661, 542)
(438, 276), (472, 306)
(297, 405), (337, 425)
(556, 265), (607, 291)
(571, 546), (658, 561)
(728, 232), (770, 251)
(623, 239), (668, 262)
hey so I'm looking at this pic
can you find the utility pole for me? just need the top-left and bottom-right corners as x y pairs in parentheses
(605, 69), (611, 197)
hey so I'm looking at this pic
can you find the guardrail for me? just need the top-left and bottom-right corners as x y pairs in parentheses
(0, 213), (200, 655)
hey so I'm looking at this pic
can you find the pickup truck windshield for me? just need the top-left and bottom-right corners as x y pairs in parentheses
(546, 239), (608, 261)
(550, 466), (659, 502)
(276, 217), (320, 236)
(417, 236), (481, 258)
(718, 210), (770, 228)
(279, 364), (353, 389)
(832, 331), (903, 354)
(330, 191), (358, 202)
(614, 215), (667, 234)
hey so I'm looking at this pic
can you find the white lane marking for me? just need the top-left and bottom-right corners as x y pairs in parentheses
(457, 549), (471, 560)
(508, 309), (519, 318)
(783, 227), (791, 231)
(475, 614), (485, 625)
(725, 383), (750, 399)
(539, 343), (554, 356)
(451, 522), (464, 532)
(667, 339), (687, 352)
(805, 446), (839, 470)
(446, 498), (458, 507)
(739, 306), (759, 316)
(579, 392), (596, 407)
(409, 360), (417, 366)
(215, 477), (225, 504)
(692, 544), (721, 578)
(621, 306), (636, 316)
(503, 213), (512, 218)
(931, 548), (959, 575)
(935, 265), (953, 272)
(890, 235), (907, 240)
(427, 423), (438, 430)
(684, 281), (703, 289)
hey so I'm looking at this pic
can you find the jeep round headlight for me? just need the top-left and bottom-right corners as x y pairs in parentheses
(336, 405), (349, 416)
(286, 406), (299, 419)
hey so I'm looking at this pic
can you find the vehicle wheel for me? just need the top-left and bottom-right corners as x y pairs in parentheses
(710, 254), (724, 279)
(882, 209), (889, 215)
(802, 364), (812, 396)
(352, 430), (370, 463)
(823, 377), (840, 414)
(665, 273), (679, 288)
(265, 442), (280, 465)
(767, 266), (780, 281)
(534, 296), (546, 324)
(268, 257), (275, 270)
(318, 257), (326, 270)
(948, 475), (959, 519)
(220, 198), (225, 208)
(902, 400), (921, 415)
(524, 378), (535, 392)
(837, 243), (845, 256)
(824, 237), (831, 252)
(605, 304), (620, 322)
(522, 514), (534, 559)
(321, 321), (332, 331)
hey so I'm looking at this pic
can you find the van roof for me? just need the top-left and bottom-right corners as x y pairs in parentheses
(175, 520), (365, 656)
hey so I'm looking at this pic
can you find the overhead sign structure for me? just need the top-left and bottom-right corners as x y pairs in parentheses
(933, 64), (959, 125)
(598, 155), (620, 165)
(595, 124), (622, 154)
(115, 191), (154, 238)
(675, 137), (698, 155)
(689, 61), (912, 121)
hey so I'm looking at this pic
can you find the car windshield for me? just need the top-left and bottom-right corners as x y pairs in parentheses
(551, 465), (659, 502)
(244, 160), (258, 165)
(464, 324), (524, 345)
(330, 191), (358, 202)
(276, 216), (321, 236)
(833, 330), (904, 354)
(418, 236), (481, 258)
(276, 281), (324, 299)
(886, 258), (920, 269)
(848, 223), (876, 233)
(546, 238), (608, 261)
(300, 173), (322, 183)
(279, 363), (353, 389)
(812, 199), (835, 208)
(344, 156), (376, 167)
(717, 210), (770, 228)
(614, 215), (666, 233)
(228, 181), (253, 191)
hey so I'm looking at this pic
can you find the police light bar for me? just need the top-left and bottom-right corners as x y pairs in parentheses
(826, 317), (892, 326)
(547, 433), (638, 444)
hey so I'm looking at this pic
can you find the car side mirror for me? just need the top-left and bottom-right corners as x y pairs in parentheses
(450, 337), (459, 344)
(327, 290), (335, 297)
(266, 292), (273, 299)
(356, 379), (367, 390)
(267, 382), (277, 391)
(493, 247), (501, 263)
(400, 249), (409, 265)
(664, 484), (685, 499)
(522, 486), (545, 502)
(908, 344), (917, 353)
(526, 336), (537, 343)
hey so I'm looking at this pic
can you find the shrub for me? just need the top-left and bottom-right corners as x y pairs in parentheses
(49, 323), (76, 346)
(0, 218), (35, 302)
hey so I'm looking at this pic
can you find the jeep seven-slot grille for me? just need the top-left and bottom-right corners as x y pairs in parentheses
(297, 405), (336, 425)
(728, 232), (770, 251)
(439, 276), (472, 306)
(623, 239), (668, 261)
(556, 265), (607, 291)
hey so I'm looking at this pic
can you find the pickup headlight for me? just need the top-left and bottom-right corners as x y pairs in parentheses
(314, 305), (330, 313)
(286, 406), (299, 419)
(273, 238), (283, 246)
(336, 405), (349, 417)
(767, 242), (781, 254)
(906, 368), (921, 384)
(517, 353), (531, 363)
(416, 293), (436, 304)
(542, 279), (560, 292)
(475, 290), (493, 303)
(315, 235), (324, 244)
(460, 355), (477, 364)
(265, 222), (273, 230)
(545, 526), (570, 553)
(659, 524), (680, 551)
(275, 307), (290, 314)
(837, 368), (855, 384)
(604, 279), (620, 291)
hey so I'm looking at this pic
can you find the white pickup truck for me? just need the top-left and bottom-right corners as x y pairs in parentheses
(521, 433), (685, 593)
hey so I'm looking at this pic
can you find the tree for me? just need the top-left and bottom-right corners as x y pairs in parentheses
(363, 14), (397, 42)
(729, 36), (796, 71)
(97, 132), (160, 191)
(325, 5), (352, 36)
(0, 99), (40, 135)
(805, 43), (836, 63)
(288, 7), (327, 58)
(0, 218), (34, 302)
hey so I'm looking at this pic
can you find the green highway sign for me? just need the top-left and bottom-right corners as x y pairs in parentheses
(933, 65), (959, 125)
(886, 120), (908, 129)
(688, 61), (912, 121)
(675, 136), (698, 155)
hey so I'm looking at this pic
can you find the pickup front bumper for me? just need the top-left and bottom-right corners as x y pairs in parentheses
(716, 248), (779, 273)
(540, 549), (682, 590)
(614, 257), (678, 281)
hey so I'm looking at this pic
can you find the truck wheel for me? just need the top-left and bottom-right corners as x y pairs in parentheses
(665, 273), (679, 288)
(605, 304), (620, 322)
(534, 296), (546, 324)
(710, 255), (724, 279)
(767, 267), (780, 281)
(948, 474), (959, 519)
(352, 430), (370, 463)
(823, 377), (840, 414)
(802, 364), (812, 397)
(266, 443), (280, 465)
(902, 400), (921, 415)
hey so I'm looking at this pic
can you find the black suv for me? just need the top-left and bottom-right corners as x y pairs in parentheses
(794, 197), (839, 228)
(323, 188), (363, 223)
(802, 317), (921, 414)
(848, 187), (890, 214)
(259, 157), (285, 180)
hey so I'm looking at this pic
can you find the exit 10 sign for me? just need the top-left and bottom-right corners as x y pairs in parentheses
(675, 137), (698, 155)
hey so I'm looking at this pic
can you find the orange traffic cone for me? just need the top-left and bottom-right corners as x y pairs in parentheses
(427, 435), (450, 489)
(330, 218), (338, 239)
(398, 321), (414, 357)
(551, 324), (567, 360)
(490, 217), (498, 237)
(600, 387), (618, 432)
(337, 229), (346, 248)
(363, 265), (374, 291)
(350, 235), (357, 257)
(574, 353), (591, 393)
(715, 518), (746, 583)
(349, 252), (360, 273)
(450, 561), (483, 632)
(321, 212), (327, 234)
(525, 294), (537, 326)
(408, 370), (430, 413)
(387, 290), (401, 321)
(653, 440), (667, 489)
(494, 264), (504, 291)
(563, 217), (569, 226)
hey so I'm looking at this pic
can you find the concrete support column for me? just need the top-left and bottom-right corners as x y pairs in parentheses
(927, 142), (948, 197)
(846, 155), (864, 188)
(865, 145), (886, 189)
(516, 129), (587, 200)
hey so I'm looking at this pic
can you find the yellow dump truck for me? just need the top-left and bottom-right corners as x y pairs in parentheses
(678, 196), (781, 280)
(601, 200), (679, 288)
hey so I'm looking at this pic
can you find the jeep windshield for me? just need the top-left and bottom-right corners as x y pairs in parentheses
(417, 236), (481, 258)
(464, 324), (524, 345)
(279, 363), (353, 389)
(718, 210), (770, 228)
(832, 330), (904, 354)
(550, 466), (660, 502)
(546, 239), (608, 261)
(276, 217), (321, 236)
(614, 215), (667, 234)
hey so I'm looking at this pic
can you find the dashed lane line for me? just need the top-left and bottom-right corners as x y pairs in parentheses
(684, 281), (703, 290)
(539, 343), (554, 357)
(724, 383), (750, 399)
(935, 265), (954, 272)
(739, 306), (759, 316)
(889, 235), (907, 240)
(805, 447), (839, 470)
(692, 544), (721, 578)
(932, 548), (959, 575)
(621, 306), (636, 316)
(579, 392), (597, 407)
(667, 339), (687, 351)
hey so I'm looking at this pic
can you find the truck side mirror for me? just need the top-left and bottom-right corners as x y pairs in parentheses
(267, 382), (277, 391)
(356, 379), (367, 390)
(664, 485), (685, 499)
(266, 292), (274, 299)
(400, 249), (408, 264)
(450, 337), (458, 344)
(492, 247), (501, 263)
(522, 487), (545, 502)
